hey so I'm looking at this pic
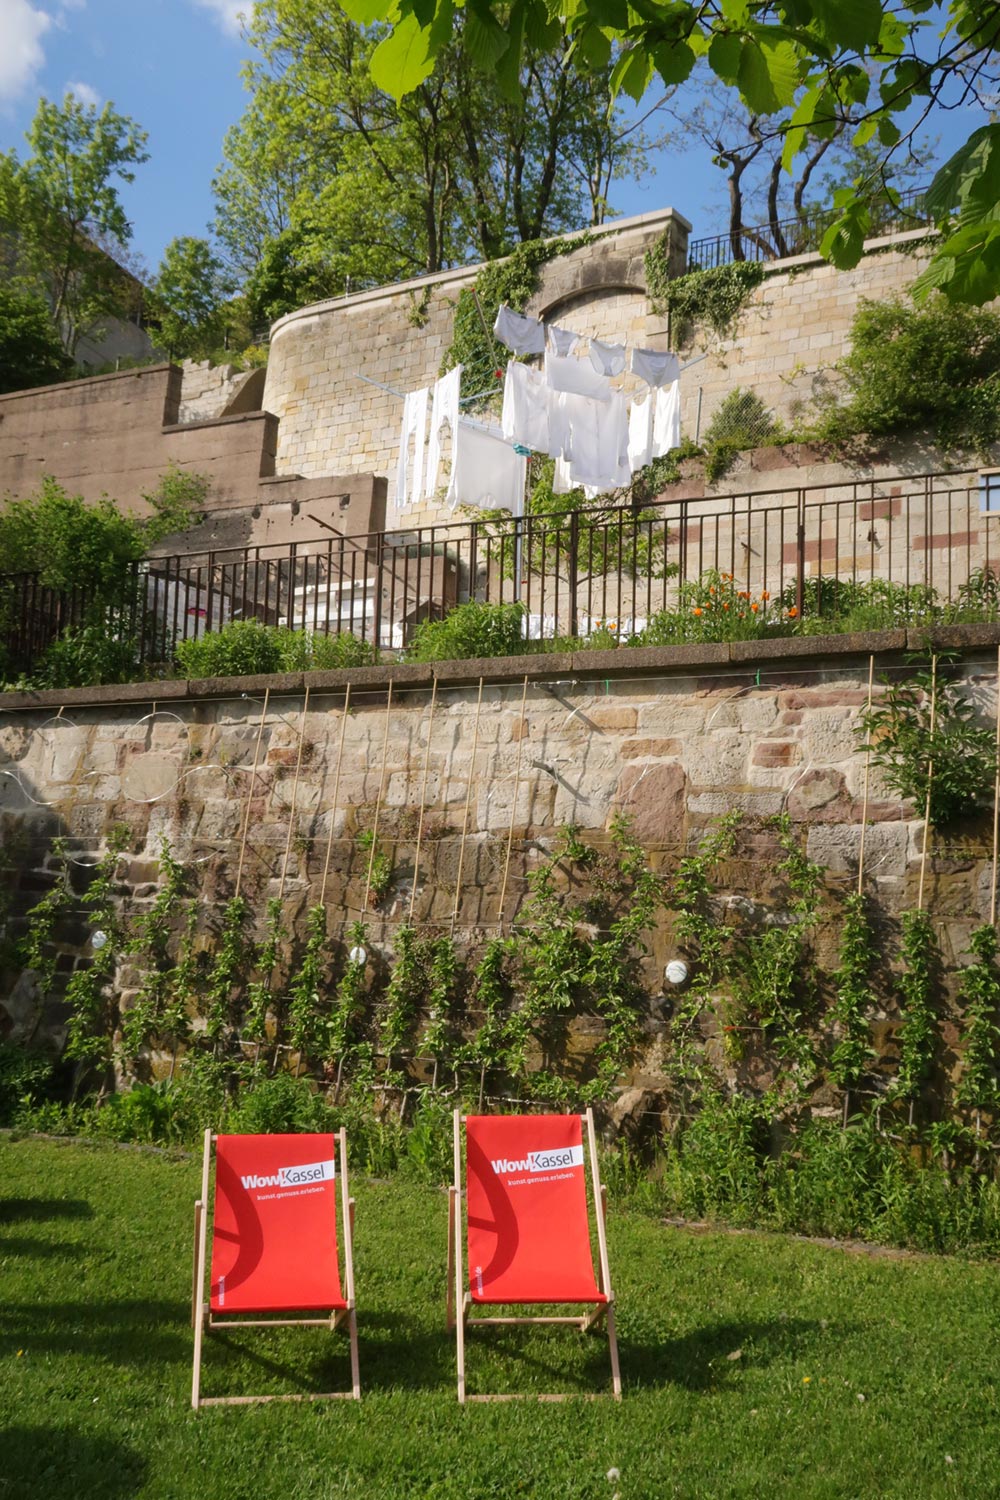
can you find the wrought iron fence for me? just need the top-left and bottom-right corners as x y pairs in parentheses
(1, 468), (996, 679)
(686, 186), (933, 272)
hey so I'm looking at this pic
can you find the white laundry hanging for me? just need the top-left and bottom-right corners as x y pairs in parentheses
(544, 351), (611, 401)
(553, 389), (630, 492)
(627, 392), (655, 472)
(501, 360), (549, 453)
(395, 386), (429, 510)
(493, 303), (546, 357)
(545, 322), (580, 357)
(589, 337), (627, 377)
(424, 364), (462, 497)
(446, 419), (527, 513)
(630, 347), (680, 389)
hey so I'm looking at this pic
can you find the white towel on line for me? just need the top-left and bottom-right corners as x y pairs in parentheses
(589, 336), (627, 377)
(630, 347), (680, 389)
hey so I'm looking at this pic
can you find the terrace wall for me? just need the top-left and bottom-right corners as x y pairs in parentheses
(1, 629), (997, 1114)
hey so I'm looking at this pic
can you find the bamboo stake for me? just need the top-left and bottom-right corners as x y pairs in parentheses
(319, 684), (351, 909)
(991, 644), (1000, 927)
(916, 655), (937, 913)
(363, 680), (394, 911)
(409, 679), (438, 924)
(278, 686), (309, 901)
(452, 677), (484, 933)
(497, 675), (529, 926)
(234, 687), (270, 901)
(857, 654), (875, 897)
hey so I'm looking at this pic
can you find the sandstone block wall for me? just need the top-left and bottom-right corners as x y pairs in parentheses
(261, 209), (689, 529)
(1, 632), (997, 1092)
(678, 229), (935, 441)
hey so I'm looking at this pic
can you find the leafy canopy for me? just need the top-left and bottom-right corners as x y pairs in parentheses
(0, 94), (149, 353)
(339, 0), (1000, 305)
(0, 284), (71, 394)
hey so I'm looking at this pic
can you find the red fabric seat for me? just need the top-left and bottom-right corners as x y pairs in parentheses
(209, 1133), (346, 1314)
(465, 1114), (605, 1306)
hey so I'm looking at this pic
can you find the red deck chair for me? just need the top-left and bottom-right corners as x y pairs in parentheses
(447, 1109), (621, 1403)
(191, 1128), (360, 1408)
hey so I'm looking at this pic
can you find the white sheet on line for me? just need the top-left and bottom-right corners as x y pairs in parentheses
(446, 419), (526, 513)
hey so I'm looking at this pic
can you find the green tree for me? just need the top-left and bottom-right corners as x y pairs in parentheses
(0, 94), (149, 353)
(152, 236), (235, 359)
(0, 284), (71, 394)
(336, 0), (1000, 306)
(214, 0), (661, 300)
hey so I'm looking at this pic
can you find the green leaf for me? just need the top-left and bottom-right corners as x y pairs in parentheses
(610, 45), (655, 103)
(737, 39), (781, 113)
(877, 116), (901, 147)
(337, 0), (395, 21)
(651, 38), (696, 87)
(576, 22), (612, 69)
(819, 197), (870, 269)
(852, 117), (878, 149)
(911, 222), (1000, 306)
(495, 0), (527, 97)
(583, 0), (630, 25)
(708, 32), (741, 85)
(370, 12), (437, 98)
(925, 125), (1000, 223)
(758, 38), (800, 108)
(810, 0), (883, 52)
(464, 6), (510, 70)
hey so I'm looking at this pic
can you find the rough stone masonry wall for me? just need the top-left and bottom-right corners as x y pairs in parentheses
(261, 208), (687, 530)
(1, 629), (998, 1105)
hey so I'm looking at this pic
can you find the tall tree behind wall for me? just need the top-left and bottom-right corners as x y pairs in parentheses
(214, 0), (664, 319)
(0, 95), (149, 356)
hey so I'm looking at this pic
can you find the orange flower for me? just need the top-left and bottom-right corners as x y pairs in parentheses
(788, 606), (798, 618)
(723, 602), (730, 610)
(709, 586), (716, 595)
(692, 606), (703, 616)
(751, 602), (759, 612)
(761, 590), (770, 601)
(738, 590), (750, 600)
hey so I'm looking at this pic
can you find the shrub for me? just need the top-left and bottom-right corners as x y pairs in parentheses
(815, 294), (1000, 453)
(405, 600), (526, 661)
(702, 388), (785, 483)
(0, 1042), (56, 1126)
(32, 625), (137, 688)
(634, 569), (788, 645)
(175, 620), (374, 679)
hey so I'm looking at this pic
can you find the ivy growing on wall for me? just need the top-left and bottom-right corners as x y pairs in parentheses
(643, 257), (765, 347)
(441, 232), (595, 401)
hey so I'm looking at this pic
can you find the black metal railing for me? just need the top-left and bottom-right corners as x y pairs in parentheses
(686, 186), (933, 272)
(1, 468), (995, 680)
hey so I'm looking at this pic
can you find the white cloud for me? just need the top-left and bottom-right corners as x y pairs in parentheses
(188, 0), (250, 38)
(0, 0), (53, 106)
(65, 78), (100, 107)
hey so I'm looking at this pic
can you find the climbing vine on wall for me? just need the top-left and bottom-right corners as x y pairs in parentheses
(644, 257), (765, 346)
(441, 232), (595, 401)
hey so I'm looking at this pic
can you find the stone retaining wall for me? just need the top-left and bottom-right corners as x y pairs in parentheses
(1, 628), (997, 1102)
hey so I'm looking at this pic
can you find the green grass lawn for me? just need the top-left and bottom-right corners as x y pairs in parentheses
(2, 1136), (998, 1500)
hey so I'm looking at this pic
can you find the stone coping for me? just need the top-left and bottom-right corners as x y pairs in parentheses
(1, 624), (997, 714)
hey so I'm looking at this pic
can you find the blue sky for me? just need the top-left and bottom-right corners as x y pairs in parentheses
(0, 0), (981, 280)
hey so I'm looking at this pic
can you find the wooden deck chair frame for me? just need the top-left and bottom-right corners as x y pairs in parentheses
(191, 1127), (360, 1409)
(446, 1107), (622, 1404)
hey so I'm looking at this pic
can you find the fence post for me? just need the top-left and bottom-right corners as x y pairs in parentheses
(795, 489), (806, 620)
(568, 507), (579, 639)
(205, 551), (216, 642)
(371, 530), (385, 660)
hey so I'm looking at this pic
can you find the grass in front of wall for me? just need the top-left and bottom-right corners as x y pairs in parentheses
(2, 1135), (998, 1499)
